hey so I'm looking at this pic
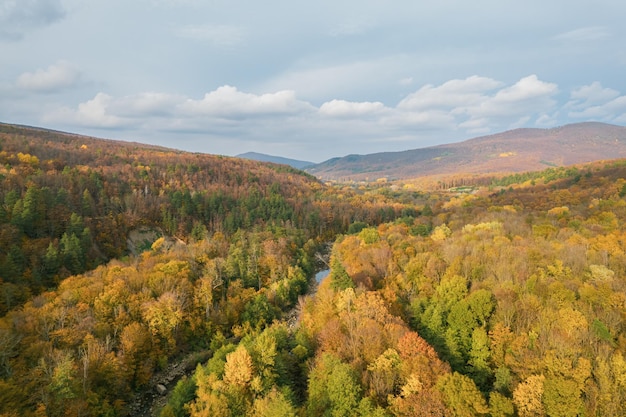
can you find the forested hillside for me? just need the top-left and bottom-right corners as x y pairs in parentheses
(0, 123), (421, 417)
(2, 122), (626, 417)
(0, 123), (407, 314)
(154, 160), (626, 417)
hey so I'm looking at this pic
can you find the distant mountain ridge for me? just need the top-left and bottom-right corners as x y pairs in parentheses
(305, 122), (626, 180)
(237, 152), (314, 169)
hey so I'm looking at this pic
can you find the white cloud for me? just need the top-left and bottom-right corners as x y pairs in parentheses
(490, 75), (557, 103)
(112, 92), (185, 117)
(569, 96), (626, 120)
(568, 82), (620, 108)
(43, 86), (315, 130)
(566, 82), (626, 122)
(179, 86), (314, 118)
(36, 75), (622, 161)
(394, 75), (558, 134)
(553, 26), (610, 42)
(45, 93), (127, 128)
(176, 24), (246, 47)
(319, 99), (386, 118)
(398, 76), (503, 111)
(467, 75), (558, 119)
(16, 61), (81, 92)
(0, 0), (65, 40)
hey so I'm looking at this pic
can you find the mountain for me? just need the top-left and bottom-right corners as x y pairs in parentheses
(306, 122), (626, 180)
(237, 151), (314, 169)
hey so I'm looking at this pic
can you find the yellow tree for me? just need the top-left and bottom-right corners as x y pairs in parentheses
(142, 291), (184, 353)
(512, 374), (545, 417)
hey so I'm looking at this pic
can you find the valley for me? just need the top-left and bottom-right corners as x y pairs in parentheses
(0, 122), (625, 416)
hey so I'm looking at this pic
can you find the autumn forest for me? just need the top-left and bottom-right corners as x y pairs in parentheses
(1, 123), (626, 417)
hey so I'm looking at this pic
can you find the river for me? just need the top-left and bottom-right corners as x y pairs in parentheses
(315, 269), (330, 283)
(133, 267), (332, 416)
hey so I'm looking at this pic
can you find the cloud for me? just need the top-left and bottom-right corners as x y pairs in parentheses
(319, 99), (386, 118)
(569, 96), (626, 120)
(568, 82), (620, 108)
(553, 26), (610, 42)
(393, 75), (558, 133)
(111, 92), (186, 117)
(16, 61), (81, 92)
(175, 24), (246, 47)
(44, 86), (314, 130)
(0, 0), (65, 40)
(467, 75), (558, 119)
(179, 86), (314, 118)
(40, 75), (619, 161)
(566, 82), (626, 121)
(490, 75), (557, 103)
(398, 76), (504, 111)
(45, 93), (128, 128)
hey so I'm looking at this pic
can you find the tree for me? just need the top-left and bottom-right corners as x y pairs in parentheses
(249, 331), (278, 394)
(489, 391), (514, 417)
(165, 375), (197, 417)
(119, 322), (153, 388)
(142, 291), (184, 352)
(188, 370), (231, 417)
(366, 348), (400, 404)
(241, 294), (277, 329)
(329, 254), (354, 291)
(60, 232), (84, 275)
(251, 388), (296, 417)
(512, 374), (545, 417)
(437, 372), (489, 417)
(223, 345), (254, 389)
(307, 354), (363, 417)
(468, 327), (492, 390)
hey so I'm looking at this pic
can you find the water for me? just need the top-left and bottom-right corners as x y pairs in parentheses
(315, 269), (330, 283)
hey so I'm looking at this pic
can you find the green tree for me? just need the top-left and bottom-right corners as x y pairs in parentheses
(437, 372), (489, 417)
(165, 375), (197, 417)
(329, 255), (353, 291)
(60, 232), (84, 274)
(251, 388), (296, 417)
(489, 392), (514, 417)
(468, 327), (492, 390)
(307, 354), (362, 417)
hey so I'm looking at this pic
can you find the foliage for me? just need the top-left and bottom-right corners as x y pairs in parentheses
(0, 124), (409, 314)
(3, 123), (626, 416)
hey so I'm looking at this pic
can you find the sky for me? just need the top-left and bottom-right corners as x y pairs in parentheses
(1, 0), (626, 163)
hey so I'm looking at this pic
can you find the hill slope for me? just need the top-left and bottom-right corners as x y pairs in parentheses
(306, 122), (626, 180)
(0, 123), (406, 312)
(237, 151), (314, 169)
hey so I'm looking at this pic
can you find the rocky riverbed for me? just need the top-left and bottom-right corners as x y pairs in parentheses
(127, 350), (211, 417)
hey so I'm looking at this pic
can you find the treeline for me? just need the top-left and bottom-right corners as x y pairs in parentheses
(0, 124), (406, 314)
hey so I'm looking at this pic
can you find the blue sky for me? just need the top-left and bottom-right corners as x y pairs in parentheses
(1, 0), (626, 162)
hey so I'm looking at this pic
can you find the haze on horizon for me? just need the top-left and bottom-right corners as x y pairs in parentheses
(1, 0), (626, 162)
